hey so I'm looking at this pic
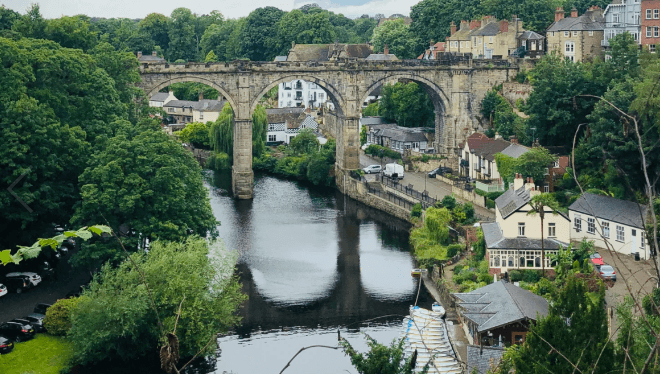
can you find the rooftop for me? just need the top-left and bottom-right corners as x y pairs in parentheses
(547, 8), (605, 32)
(494, 186), (531, 219)
(482, 222), (570, 250)
(286, 43), (373, 62)
(149, 92), (170, 102)
(499, 143), (530, 158)
(365, 53), (399, 61)
(569, 192), (648, 229)
(467, 345), (506, 374)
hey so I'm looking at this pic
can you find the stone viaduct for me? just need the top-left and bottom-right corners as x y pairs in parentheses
(137, 57), (521, 199)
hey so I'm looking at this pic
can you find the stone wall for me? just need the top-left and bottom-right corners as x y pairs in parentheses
(502, 82), (533, 105)
(321, 110), (339, 139)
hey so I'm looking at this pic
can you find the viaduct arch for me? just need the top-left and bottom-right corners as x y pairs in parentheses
(138, 58), (520, 199)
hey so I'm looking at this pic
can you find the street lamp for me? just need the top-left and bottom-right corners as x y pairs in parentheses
(530, 127), (536, 143)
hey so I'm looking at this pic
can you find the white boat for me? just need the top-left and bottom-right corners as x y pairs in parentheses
(432, 302), (446, 317)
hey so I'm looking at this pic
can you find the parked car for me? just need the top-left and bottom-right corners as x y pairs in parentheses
(0, 321), (35, 342)
(22, 315), (46, 333)
(3, 275), (33, 294)
(590, 253), (604, 269)
(0, 336), (14, 354)
(428, 166), (452, 178)
(362, 165), (382, 174)
(33, 303), (52, 317)
(383, 163), (404, 179)
(600, 264), (617, 281)
(0, 283), (7, 298)
(6, 272), (41, 287)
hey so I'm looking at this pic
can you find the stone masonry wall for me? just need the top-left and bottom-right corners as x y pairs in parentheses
(502, 82), (533, 105)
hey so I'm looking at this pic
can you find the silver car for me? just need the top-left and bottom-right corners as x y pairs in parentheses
(600, 264), (616, 281)
(362, 165), (382, 174)
(6, 272), (42, 286)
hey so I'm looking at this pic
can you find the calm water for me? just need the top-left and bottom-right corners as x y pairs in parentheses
(207, 171), (432, 374)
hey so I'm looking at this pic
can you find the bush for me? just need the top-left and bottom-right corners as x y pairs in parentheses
(411, 203), (423, 218)
(44, 297), (82, 336)
(206, 151), (230, 170)
(178, 122), (210, 149)
(486, 198), (495, 209)
(522, 270), (541, 283)
(253, 152), (277, 171)
(446, 243), (463, 258)
(509, 270), (523, 282)
(441, 195), (456, 210)
(365, 144), (401, 159)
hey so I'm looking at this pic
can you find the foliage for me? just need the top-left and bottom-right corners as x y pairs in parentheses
(71, 122), (218, 268)
(496, 147), (557, 186)
(68, 238), (246, 365)
(275, 9), (336, 55)
(451, 202), (475, 224)
(341, 336), (422, 374)
(409, 0), (481, 54)
(206, 151), (231, 171)
(252, 105), (268, 158)
(289, 128), (320, 155)
(44, 297), (83, 336)
(473, 228), (485, 260)
(178, 122), (210, 149)
(360, 125), (368, 146)
(166, 81), (220, 101)
(167, 8), (197, 61)
(365, 144), (402, 159)
(480, 88), (527, 141)
(446, 243), (463, 258)
(370, 19), (419, 59)
(379, 82), (435, 128)
(204, 50), (218, 62)
(209, 103), (234, 158)
(240, 7), (285, 61)
(362, 102), (380, 117)
(138, 13), (170, 51)
(452, 259), (491, 292)
(410, 207), (453, 268)
(441, 195), (456, 210)
(0, 334), (74, 374)
(411, 203), (423, 218)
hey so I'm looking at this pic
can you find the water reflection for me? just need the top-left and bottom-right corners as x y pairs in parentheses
(206, 171), (432, 373)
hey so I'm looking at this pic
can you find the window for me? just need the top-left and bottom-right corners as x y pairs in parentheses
(544, 167), (549, 175)
(568, 55), (575, 62)
(635, 13), (641, 24)
(655, 9), (659, 19)
(168, 108), (174, 113)
(551, 32), (555, 37)
(587, 217), (595, 234)
(564, 31), (569, 37)
(544, 185), (550, 193)
(473, 37), (477, 46)
(199, 112), (204, 120)
(651, 44), (657, 53)
(489, 36), (493, 43)
(268, 134), (276, 142)
(648, 27), (653, 38)
(565, 41), (575, 53)
(589, 30), (594, 36)
(494, 256), (500, 267)
(616, 225), (625, 242)
(319, 93), (324, 100)
(647, 9), (653, 19)
(572, 31), (578, 37)
(479, 38), (482, 44)
(268, 124), (275, 131)
(460, 41), (464, 48)
(508, 256), (514, 267)
(574, 214), (582, 231)
(613, 13), (620, 23)
(642, 233), (646, 248)
(655, 27), (660, 37)
(603, 221), (610, 238)
(518, 223), (526, 237)
(548, 223), (556, 237)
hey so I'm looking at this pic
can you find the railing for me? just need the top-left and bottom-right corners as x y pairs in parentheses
(476, 181), (505, 193)
(382, 177), (437, 208)
(367, 185), (416, 210)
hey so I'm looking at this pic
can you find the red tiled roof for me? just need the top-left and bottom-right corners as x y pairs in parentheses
(466, 132), (492, 152)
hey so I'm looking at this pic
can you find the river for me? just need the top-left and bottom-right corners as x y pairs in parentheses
(207, 171), (432, 374)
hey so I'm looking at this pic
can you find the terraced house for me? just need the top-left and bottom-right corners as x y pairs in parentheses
(546, 6), (605, 62)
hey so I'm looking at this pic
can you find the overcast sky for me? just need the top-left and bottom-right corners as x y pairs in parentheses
(3, 0), (421, 20)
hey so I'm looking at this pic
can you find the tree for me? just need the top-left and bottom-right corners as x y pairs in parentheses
(138, 13), (170, 50)
(166, 82), (220, 101)
(89, 42), (141, 118)
(252, 105), (268, 158)
(71, 121), (218, 267)
(0, 6), (19, 30)
(45, 16), (97, 51)
(341, 336), (420, 374)
(409, 0), (481, 54)
(204, 50), (218, 62)
(168, 8), (196, 62)
(360, 125), (367, 145)
(240, 7), (285, 61)
(178, 122), (210, 149)
(289, 128), (320, 155)
(480, 0), (559, 33)
(379, 82), (435, 127)
(276, 10), (336, 55)
(68, 237), (246, 365)
(362, 102), (380, 117)
(370, 19), (419, 59)
(513, 147), (557, 185)
(209, 103), (234, 158)
(200, 20), (244, 61)
(12, 4), (46, 39)
(527, 193), (560, 275)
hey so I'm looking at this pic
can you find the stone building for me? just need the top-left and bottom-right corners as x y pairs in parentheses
(418, 41), (446, 60)
(446, 16), (528, 58)
(446, 20), (474, 53)
(546, 6), (605, 62)
(602, 0), (641, 49)
(641, 0), (660, 52)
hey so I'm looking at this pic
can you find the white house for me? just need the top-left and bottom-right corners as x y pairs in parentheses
(483, 174), (571, 275)
(366, 124), (433, 154)
(192, 99), (225, 123)
(278, 79), (330, 109)
(569, 192), (650, 259)
(459, 132), (529, 182)
(266, 107), (319, 144)
(149, 91), (177, 108)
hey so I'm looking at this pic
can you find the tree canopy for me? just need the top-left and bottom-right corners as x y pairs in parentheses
(379, 82), (435, 127)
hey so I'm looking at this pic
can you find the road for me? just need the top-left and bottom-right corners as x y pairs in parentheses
(0, 247), (92, 323)
(360, 153), (495, 220)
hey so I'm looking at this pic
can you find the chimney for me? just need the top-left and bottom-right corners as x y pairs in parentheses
(137, 51), (142, 58)
(470, 20), (477, 30)
(555, 7), (565, 22)
(571, 7), (578, 18)
(450, 22), (457, 36)
(384, 44), (389, 55)
(198, 91), (204, 101)
(475, 20), (481, 28)
(152, 51), (157, 57)
(530, 186), (541, 197)
(460, 20), (469, 30)
(514, 173), (524, 190)
(494, 132), (502, 140)
(510, 135), (518, 144)
(500, 19), (509, 33)
(525, 177), (535, 191)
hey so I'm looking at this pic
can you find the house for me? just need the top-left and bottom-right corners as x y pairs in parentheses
(163, 96), (226, 124)
(483, 173), (571, 274)
(266, 107), (319, 144)
(192, 99), (226, 123)
(446, 16), (527, 58)
(149, 91), (177, 108)
(362, 86), (382, 107)
(362, 118), (397, 145)
(569, 193), (650, 259)
(546, 6), (605, 62)
(137, 51), (165, 63)
(641, 0), (660, 52)
(602, 0), (641, 49)
(365, 45), (399, 61)
(367, 124), (433, 154)
(453, 280), (549, 346)
(278, 79), (329, 109)
(459, 132), (522, 182)
(516, 30), (546, 58)
(467, 345), (506, 374)
(417, 41), (446, 60)
(163, 100), (196, 124)
(446, 20), (475, 53)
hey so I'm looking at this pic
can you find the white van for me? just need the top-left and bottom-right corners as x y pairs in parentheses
(383, 163), (404, 179)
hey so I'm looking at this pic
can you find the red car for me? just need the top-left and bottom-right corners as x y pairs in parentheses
(590, 253), (604, 268)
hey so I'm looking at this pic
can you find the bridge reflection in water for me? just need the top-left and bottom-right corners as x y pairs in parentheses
(208, 171), (432, 373)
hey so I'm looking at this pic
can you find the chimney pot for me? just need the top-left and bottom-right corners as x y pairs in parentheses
(137, 51), (143, 58)
(152, 51), (157, 56)
(450, 21), (457, 36)
(384, 44), (389, 55)
(555, 7), (565, 22)
(571, 7), (578, 18)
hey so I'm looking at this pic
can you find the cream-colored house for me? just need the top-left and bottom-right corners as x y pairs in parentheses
(149, 91), (177, 108)
(546, 6), (605, 62)
(483, 174), (571, 275)
(447, 16), (526, 58)
(569, 193), (650, 259)
(458, 132), (530, 182)
(192, 100), (225, 123)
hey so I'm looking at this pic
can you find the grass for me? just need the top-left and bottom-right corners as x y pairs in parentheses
(0, 334), (73, 374)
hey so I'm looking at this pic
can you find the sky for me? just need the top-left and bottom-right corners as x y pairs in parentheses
(3, 0), (422, 20)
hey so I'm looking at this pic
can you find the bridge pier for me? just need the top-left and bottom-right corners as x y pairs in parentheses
(335, 116), (360, 194)
(233, 119), (254, 199)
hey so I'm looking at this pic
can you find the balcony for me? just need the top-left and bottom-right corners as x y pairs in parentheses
(601, 39), (609, 47)
(476, 181), (505, 193)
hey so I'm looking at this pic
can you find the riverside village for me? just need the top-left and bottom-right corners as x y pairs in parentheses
(1, 1), (660, 373)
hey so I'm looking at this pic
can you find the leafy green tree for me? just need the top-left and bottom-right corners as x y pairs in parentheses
(370, 19), (419, 59)
(204, 50), (218, 62)
(166, 82), (220, 101)
(138, 13), (170, 50)
(362, 102), (380, 117)
(409, 0), (481, 53)
(252, 105), (268, 157)
(12, 4), (46, 39)
(0, 6), (19, 30)
(341, 336), (422, 374)
(276, 10), (336, 55)
(68, 238), (246, 365)
(168, 8), (197, 61)
(89, 42), (141, 118)
(45, 16), (97, 51)
(513, 147), (557, 185)
(240, 7), (285, 61)
(480, 0), (560, 33)
(200, 20), (245, 60)
(209, 103), (234, 158)
(44, 297), (83, 336)
(306, 139), (336, 186)
(289, 128), (320, 155)
(178, 122), (210, 149)
(501, 275), (614, 373)
(527, 193), (560, 275)
(352, 17), (378, 43)
(71, 121), (218, 267)
(360, 125), (367, 145)
(379, 82), (435, 127)
(441, 195), (457, 210)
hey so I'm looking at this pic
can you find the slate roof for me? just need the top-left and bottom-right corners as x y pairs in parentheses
(453, 280), (549, 333)
(365, 53), (399, 61)
(164, 100), (197, 108)
(465, 132), (492, 152)
(546, 9), (605, 32)
(482, 222), (569, 250)
(569, 193), (648, 229)
(194, 99), (226, 112)
(273, 55), (287, 62)
(500, 143), (530, 158)
(149, 92), (170, 102)
(518, 30), (545, 40)
(495, 186), (531, 219)
(361, 117), (385, 126)
(293, 115), (318, 130)
(475, 138), (510, 161)
(380, 127), (428, 142)
(266, 107), (307, 128)
(287, 43), (373, 61)
(467, 345), (506, 374)
(471, 22), (501, 36)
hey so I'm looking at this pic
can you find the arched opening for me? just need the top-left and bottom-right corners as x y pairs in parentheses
(145, 76), (238, 117)
(359, 75), (449, 157)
